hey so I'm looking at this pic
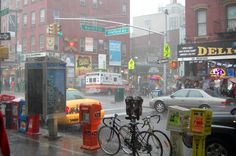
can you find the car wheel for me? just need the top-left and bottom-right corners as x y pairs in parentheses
(206, 137), (233, 156)
(154, 101), (165, 113)
(199, 104), (210, 109)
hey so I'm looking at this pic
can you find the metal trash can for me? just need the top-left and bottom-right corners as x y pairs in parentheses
(115, 88), (124, 102)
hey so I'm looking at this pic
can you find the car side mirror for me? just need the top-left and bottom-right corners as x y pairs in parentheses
(170, 95), (175, 98)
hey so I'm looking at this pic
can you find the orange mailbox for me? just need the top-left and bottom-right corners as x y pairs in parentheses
(79, 103), (102, 150)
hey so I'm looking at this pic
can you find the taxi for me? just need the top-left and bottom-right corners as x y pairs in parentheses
(57, 88), (104, 125)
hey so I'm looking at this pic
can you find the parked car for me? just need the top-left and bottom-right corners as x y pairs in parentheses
(57, 88), (104, 125)
(182, 109), (236, 156)
(149, 88), (235, 113)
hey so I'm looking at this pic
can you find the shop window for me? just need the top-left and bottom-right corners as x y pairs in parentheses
(196, 8), (207, 36)
(227, 5), (236, 31)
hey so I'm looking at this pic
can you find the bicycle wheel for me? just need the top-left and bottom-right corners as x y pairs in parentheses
(153, 130), (172, 156)
(138, 131), (163, 156)
(98, 126), (121, 155)
(119, 125), (132, 154)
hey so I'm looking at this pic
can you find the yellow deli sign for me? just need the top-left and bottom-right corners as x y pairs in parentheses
(197, 46), (236, 56)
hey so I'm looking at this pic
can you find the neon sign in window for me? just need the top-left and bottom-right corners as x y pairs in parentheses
(210, 68), (226, 78)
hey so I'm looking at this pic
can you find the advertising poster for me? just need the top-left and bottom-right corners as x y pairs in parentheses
(47, 69), (66, 115)
(75, 55), (92, 76)
(98, 54), (106, 70)
(109, 40), (121, 66)
(61, 53), (75, 67)
(85, 37), (94, 52)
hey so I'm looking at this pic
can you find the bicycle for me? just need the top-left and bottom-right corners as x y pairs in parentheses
(98, 114), (122, 155)
(120, 115), (172, 156)
(119, 115), (163, 156)
(98, 114), (163, 156)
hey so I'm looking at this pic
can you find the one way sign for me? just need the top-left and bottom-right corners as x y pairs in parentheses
(0, 33), (11, 40)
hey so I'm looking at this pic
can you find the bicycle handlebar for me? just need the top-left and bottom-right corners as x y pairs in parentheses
(102, 113), (120, 126)
(141, 114), (161, 128)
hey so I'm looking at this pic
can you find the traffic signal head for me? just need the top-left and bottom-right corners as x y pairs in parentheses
(169, 60), (178, 69)
(56, 23), (62, 37)
(68, 41), (76, 47)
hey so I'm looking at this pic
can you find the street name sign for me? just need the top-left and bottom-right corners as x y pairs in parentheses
(80, 24), (105, 33)
(105, 27), (129, 36)
(0, 8), (9, 17)
(0, 33), (11, 40)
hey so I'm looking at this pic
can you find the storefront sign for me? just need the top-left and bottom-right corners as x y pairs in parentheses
(177, 41), (236, 61)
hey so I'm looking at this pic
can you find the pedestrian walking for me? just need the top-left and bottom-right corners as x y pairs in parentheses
(0, 112), (10, 156)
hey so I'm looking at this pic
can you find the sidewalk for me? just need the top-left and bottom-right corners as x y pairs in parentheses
(7, 128), (101, 156)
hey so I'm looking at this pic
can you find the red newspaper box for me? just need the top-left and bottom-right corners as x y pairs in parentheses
(79, 103), (102, 150)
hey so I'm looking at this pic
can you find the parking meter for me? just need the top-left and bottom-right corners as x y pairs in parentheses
(133, 96), (143, 120)
(125, 96), (134, 117)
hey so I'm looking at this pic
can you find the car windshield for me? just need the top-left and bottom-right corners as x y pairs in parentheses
(66, 90), (85, 100)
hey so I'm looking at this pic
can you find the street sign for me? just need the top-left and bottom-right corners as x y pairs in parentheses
(0, 33), (11, 40)
(163, 43), (171, 58)
(105, 27), (129, 36)
(158, 58), (169, 64)
(0, 8), (9, 17)
(80, 24), (105, 33)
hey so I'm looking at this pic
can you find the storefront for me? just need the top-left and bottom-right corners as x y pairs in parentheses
(177, 40), (236, 79)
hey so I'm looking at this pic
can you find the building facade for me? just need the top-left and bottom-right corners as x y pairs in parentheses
(178, 0), (236, 79)
(1, 0), (130, 88)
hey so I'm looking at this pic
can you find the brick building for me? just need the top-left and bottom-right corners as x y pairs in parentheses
(178, 0), (236, 78)
(1, 0), (130, 87)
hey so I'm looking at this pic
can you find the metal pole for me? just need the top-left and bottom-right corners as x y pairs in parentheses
(163, 9), (168, 95)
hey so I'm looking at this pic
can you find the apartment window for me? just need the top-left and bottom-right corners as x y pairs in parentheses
(80, 0), (86, 7)
(196, 9), (207, 36)
(122, 4), (127, 15)
(227, 5), (236, 31)
(31, 11), (36, 25)
(80, 38), (85, 52)
(93, 0), (98, 8)
(32, 0), (36, 2)
(40, 9), (45, 23)
(23, 14), (27, 27)
(24, 0), (28, 5)
(31, 35), (35, 52)
(93, 39), (97, 53)
(53, 9), (60, 19)
(39, 34), (44, 51)
(22, 37), (27, 51)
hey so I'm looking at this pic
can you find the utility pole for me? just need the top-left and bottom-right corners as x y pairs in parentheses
(163, 9), (168, 95)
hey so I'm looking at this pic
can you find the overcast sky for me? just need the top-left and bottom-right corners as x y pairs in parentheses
(130, 0), (185, 17)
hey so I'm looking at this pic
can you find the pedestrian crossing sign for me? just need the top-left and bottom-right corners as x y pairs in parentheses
(163, 43), (171, 58)
(128, 58), (135, 70)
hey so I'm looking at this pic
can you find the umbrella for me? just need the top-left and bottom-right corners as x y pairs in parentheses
(148, 75), (162, 80)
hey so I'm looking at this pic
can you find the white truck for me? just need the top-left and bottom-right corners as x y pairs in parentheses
(85, 72), (125, 95)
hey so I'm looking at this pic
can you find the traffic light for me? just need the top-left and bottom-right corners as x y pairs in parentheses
(169, 60), (178, 69)
(56, 23), (62, 37)
(47, 23), (56, 35)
